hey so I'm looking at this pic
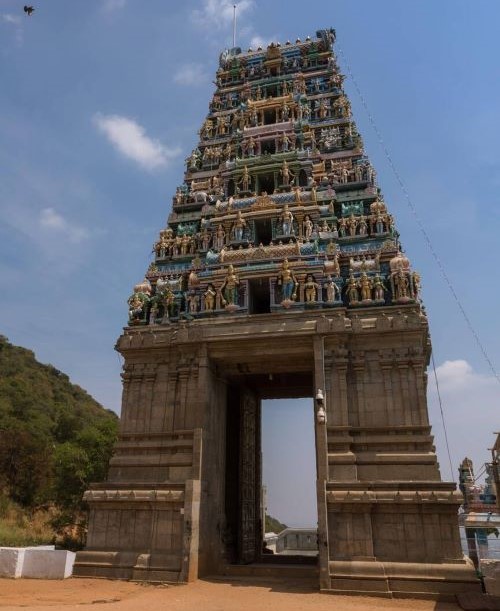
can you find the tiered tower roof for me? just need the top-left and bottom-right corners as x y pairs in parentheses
(127, 28), (420, 324)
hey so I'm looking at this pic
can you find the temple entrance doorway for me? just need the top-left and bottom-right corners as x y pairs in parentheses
(254, 217), (272, 244)
(261, 399), (318, 559)
(223, 369), (317, 569)
(248, 278), (271, 314)
(257, 172), (275, 194)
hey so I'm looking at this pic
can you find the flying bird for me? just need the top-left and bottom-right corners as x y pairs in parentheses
(24, 5), (35, 16)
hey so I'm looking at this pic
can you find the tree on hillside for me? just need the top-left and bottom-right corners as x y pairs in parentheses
(265, 514), (288, 533)
(0, 336), (118, 515)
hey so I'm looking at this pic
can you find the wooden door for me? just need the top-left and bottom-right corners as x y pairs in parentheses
(238, 389), (261, 564)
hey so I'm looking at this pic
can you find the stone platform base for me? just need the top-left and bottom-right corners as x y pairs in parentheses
(73, 551), (183, 583)
(456, 592), (500, 610)
(481, 560), (500, 598)
(325, 559), (481, 600)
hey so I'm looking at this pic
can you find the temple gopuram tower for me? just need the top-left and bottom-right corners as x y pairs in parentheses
(74, 29), (479, 598)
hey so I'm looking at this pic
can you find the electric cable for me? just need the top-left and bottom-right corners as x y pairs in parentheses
(336, 43), (500, 388)
(473, 464), (487, 483)
(431, 352), (455, 482)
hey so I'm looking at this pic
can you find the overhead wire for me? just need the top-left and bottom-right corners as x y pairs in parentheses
(335, 40), (500, 485)
(336, 43), (500, 388)
(473, 464), (487, 483)
(431, 352), (455, 481)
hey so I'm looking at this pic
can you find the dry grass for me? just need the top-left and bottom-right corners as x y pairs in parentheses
(0, 495), (55, 547)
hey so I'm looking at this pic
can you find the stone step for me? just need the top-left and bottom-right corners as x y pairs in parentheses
(222, 563), (319, 580)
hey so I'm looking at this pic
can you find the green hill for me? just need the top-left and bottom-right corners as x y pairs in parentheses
(265, 514), (288, 534)
(0, 335), (118, 546)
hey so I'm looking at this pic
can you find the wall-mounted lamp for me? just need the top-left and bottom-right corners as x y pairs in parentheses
(316, 388), (326, 424)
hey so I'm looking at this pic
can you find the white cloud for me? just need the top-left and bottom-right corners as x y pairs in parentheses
(0, 199), (92, 276)
(173, 63), (209, 86)
(428, 359), (500, 483)
(191, 0), (254, 31)
(39, 207), (89, 243)
(190, 1), (280, 52)
(1, 13), (23, 46)
(101, 0), (126, 12)
(40, 207), (65, 230)
(249, 34), (278, 50)
(2, 14), (22, 25)
(93, 113), (180, 171)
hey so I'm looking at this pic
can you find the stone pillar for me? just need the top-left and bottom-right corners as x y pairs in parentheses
(313, 335), (330, 590)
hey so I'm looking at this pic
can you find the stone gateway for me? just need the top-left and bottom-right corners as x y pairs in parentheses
(74, 29), (480, 598)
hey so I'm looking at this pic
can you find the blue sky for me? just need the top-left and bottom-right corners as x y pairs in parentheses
(1, 0), (499, 526)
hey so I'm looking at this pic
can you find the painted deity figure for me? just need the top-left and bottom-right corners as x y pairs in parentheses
(303, 215), (314, 240)
(211, 175), (220, 191)
(359, 273), (372, 302)
(216, 116), (227, 136)
(280, 159), (293, 185)
(247, 136), (256, 156)
(250, 107), (258, 127)
(281, 101), (290, 121)
(387, 214), (395, 234)
(188, 269), (200, 290)
(324, 276), (339, 302)
(215, 225), (226, 250)
(325, 242), (339, 261)
(221, 265), (240, 306)
(201, 228), (211, 251)
(127, 280), (151, 323)
(239, 166), (251, 192)
(187, 293), (200, 314)
(203, 284), (216, 311)
(223, 142), (233, 161)
(279, 204), (294, 236)
(203, 119), (214, 139)
(394, 270), (410, 300)
(180, 234), (190, 255)
(280, 133), (291, 153)
(347, 213), (358, 237)
(358, 215), (368, 236)
(277, 258), (297, 303)
(161, 285), (176, 319)
(346, 274), (359, 304)
(128, 292), (147, 323)
(188, 148), (200, 170)
(374, 212), (385, 234)
(373, 275), (386, 302)
(412, 272), (421, 301)
(231, 111), (240, 132)
(318, 98), (329, 119)
(148, 302), (159, 325)
(304, 274), (320, 303)
(232, 210), (247, 241)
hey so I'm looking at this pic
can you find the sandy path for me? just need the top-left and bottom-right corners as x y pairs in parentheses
(0, 577), (461, 611)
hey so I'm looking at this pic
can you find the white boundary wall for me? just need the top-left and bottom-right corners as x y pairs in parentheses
(0, 546), (75, 579)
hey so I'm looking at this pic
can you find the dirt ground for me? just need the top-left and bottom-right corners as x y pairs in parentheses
(0, 577), (463, 611)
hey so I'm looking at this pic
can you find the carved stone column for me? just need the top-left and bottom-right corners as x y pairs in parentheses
(313, 336), (330, 590)
(379, 348), (395, 426)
